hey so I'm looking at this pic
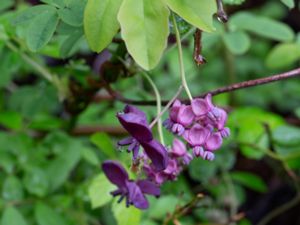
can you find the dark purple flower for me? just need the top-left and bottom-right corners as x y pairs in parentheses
(117, 105), (153, 142)
(117, 105), (169, 170)
(102, 160), (160, 210)
(140, 139), (169, 171)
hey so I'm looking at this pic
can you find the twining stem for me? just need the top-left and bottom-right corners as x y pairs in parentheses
(141, 72), (165, 145)
(171, 13), (193, 101)
(150, 85), (183, 128)
(5, 41), (67, 100)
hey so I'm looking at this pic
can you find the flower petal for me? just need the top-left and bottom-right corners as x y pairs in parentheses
(205, 132), (223, 151)
(117, 113), (153, 142)
(126, 181), (149, 209)
(102, 160), (128, 188)
(141, 139), (169, 171)
(171, 138), (187, 157)
(191, 98), (209, 116)
(178, 105), (195, 126)
(137, 180), (160, 197)
(187, 124), (210, 146)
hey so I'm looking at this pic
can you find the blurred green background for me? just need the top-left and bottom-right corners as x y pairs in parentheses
(0, 0), (300, 225)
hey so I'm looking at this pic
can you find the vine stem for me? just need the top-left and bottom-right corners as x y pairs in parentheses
(171, 13), (193, 101)
(150, 85), (183, 128)
(98, 67), (300, 106)
(141, 72), (165, 145)
(5, 41), (67, 100)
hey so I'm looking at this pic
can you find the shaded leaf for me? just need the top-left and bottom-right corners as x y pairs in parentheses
(229, 12), (294, 42)
(231, 171), (268, 192)
(223, 31), (251, 55)
(35, 202), (68, 225)
(1, 207), (28, 225)
(2, 176), (24, 201)
(90, 132), (116, 158)
(58, 0), (87, 27)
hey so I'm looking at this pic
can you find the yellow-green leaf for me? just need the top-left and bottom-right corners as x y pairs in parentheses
(164, 0), (217, 32)
(84, 0), (123, 53)
(118, 0), (170, 70)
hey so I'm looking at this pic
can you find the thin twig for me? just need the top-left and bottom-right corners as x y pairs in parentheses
(94, 67), (300, 106)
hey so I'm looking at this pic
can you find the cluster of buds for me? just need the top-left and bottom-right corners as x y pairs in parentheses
(102, 94), (230, 209)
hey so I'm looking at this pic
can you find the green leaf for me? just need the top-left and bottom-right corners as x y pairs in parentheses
(60, 28), (83, 58)
(84, 0), (123, 53)
(26, 6), (59, 51)
(223, 0), (245, 5)
(2, 176), (24, 201)
(112, 199), (141, 225)
(23, 168), (49, 197)
(223, 31), (251, 55)
(35, 202), (68, 225)
(46, 142), (81, 191)
(273, 125), (300, 147)
(228, 107), (285, 159)
(81, 148), (99, 166)
(265, 43), (300, 69)
(118, 0), (170, 70)
(58, 0), (87, 27)
(1, 207), (28, 225)
(281, 0), (295, 8)
(41, 0), (65, 8)
(189, 158), (218, 183)
(13, 5), (55, 26)
(0, 111), (22, 130)
(88, 173), (115, 208)
(229, 12), (295, 42)
(146, 196), (178, 219)
(0, 0), (14, 12)
(90, 132), (116, 158)
(231, 171), (268, 193)
(164, 0), (217, 32)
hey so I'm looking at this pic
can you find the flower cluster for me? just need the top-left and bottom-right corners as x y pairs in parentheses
(101, 94), (230, 209)
(164, 94), (230, 161)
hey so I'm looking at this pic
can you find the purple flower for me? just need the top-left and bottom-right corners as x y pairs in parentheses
(117, 105), (169, 171)
(170, 138), (193, 165)
(102, 160), (160, 210)
(163, 100), (194, 136)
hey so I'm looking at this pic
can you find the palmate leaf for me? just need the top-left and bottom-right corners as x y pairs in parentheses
(118, 0), (170, 70)
(164, 0), (217, 32)
(84, 0), (123, 53)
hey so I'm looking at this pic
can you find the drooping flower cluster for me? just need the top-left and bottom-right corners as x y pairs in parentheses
(164, 94), (230, 161)
(101, 94), (230, 209)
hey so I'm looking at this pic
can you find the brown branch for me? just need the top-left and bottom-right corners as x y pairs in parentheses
(93, 67), (300, 106)
(71, 125), (126, 136)
(193, 29), (206, 66)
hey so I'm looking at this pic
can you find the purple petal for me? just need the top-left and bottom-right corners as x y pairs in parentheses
(205, 94), (215, 109)
(191, 98), (209, 116)
(205, 132), (223, 151)
(126, 181), (149, 209)
(203, 151), (215, 161)
(170, 105), (180, 122)
(141, 139), (169, 171)
(216, 108), (228, 130)
(193, 146), (205, 158)
(220, 127), (230, 138)
(117, 113), (153, 142)
(137, 180), (160, 197)
(118, 137), (134, 146)
(123, 105), (147, 123)
(187, 124), (210, 146)
(177, 105), (195, 126)
(102, 160), (128, 188)
(171, 138), (187, 157)
(182, 153), (193, 165)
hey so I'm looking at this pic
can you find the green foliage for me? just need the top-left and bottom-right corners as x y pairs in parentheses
(231, 171), (268, 193)
(229, 12), (295, 42)
(88, 173), (115, 208)
(165, 0), (217, 32)
(84, 0), (123, 53)
(112, 200), (142, 225)
(223, 31), (251, 55)
(1, 207), (28, 225)
(35, 202), (68, 225)
(118, 0), (170, 70)
(58, 0), (87, 27)
(281, 0), (295, 8)
(90, 132), (116, 158)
